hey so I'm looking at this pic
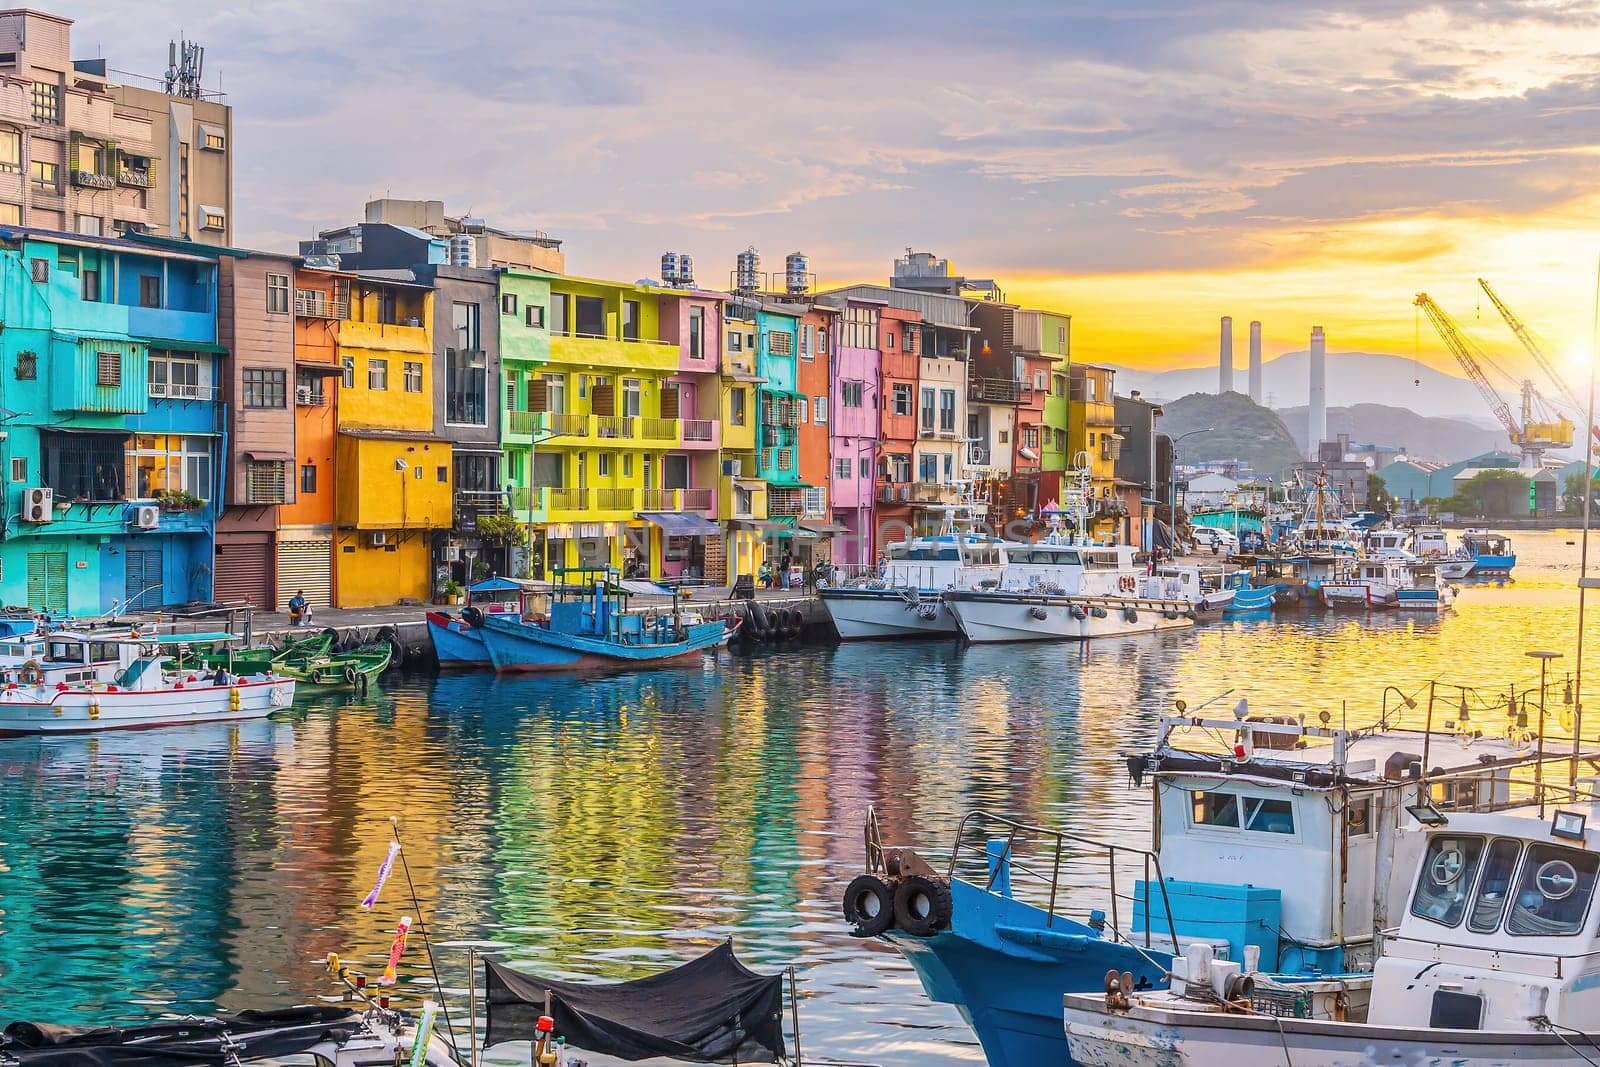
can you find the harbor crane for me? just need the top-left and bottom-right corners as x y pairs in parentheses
(1478, 277), (1600, 443)
(1414, 292), (1574, 468)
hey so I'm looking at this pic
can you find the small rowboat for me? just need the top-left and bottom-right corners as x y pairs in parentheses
(285, 640), (394, 690)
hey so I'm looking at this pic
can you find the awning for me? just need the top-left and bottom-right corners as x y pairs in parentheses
(469, 576), (526, 594)
(295, 360), (343, 376)
(453, 444), (504, 455)
(733, 518), (787, 533)
(40, 426), (131, 437)
(142, 337), (229, 355)
(800, 518), (848, 535)
(243, 450), (294, 462)
(725, 372), (768, 383)
(639, 512), (722, 537)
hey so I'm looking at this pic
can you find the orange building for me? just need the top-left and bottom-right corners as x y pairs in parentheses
(795, 304), (841, 565)
(276, 267), (352, 609)
(875, 305), (923, 543)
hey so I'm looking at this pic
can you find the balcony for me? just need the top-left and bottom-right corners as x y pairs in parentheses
(683, 419), (716, 442)
(638, 417), (678, 444)
(642, 488), (679, 511)
(117, 166), (155, 189)
(295, 290), (348, 320)
(595, 415), (633, 441)
(294, 385), (327, 407)
(549, 412), (589, 438)
(505, 409), (548, 439)
(970, 377), (1028, 404)
(913, 483), (950, 503)
(549, 332), (679, 372)
(681, 487), (713, 512)
(72, 169), (115, 190)
(339, 318), (428, 356)
(150, 382), (220, 402)
(595, 487), (635, 511)
(718, 476), (767, 522)
(548, 487), (587, 511)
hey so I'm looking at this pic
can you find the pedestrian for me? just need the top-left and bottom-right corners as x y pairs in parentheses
(779, 550), (793, 590)
(287, 590), (308, 627)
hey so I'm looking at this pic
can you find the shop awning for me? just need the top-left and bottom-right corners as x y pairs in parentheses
(799, 518), (847, 535)
(639, 512), (722, 537)
(733, 518), (788, 533)
(140, 337), (230, 354)
(243, 450), (294, 462)
(295, 360), (343, 376)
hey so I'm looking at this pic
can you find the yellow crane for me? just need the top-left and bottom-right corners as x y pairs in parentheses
(1414, 292), (1574, 467)
(1478, 277), (1599, 443)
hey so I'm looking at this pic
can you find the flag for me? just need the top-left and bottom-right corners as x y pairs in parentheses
(379, 916), (411, 987)
(362, 842), (401, 910)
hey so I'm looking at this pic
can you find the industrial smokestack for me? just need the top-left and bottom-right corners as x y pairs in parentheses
(1308, 326), (1327, 456)
(1219, 316), (1234, 393)
(1248, 321), (1262, 404)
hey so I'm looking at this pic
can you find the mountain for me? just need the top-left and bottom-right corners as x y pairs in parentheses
(1277, 403), (1507, 464)
(1113, 351), (1495, 423)
(1160, 392), (1304, 475)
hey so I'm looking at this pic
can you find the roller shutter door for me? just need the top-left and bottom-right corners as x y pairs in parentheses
(277, 538), (333, 609)
(213, 535), (274, 608)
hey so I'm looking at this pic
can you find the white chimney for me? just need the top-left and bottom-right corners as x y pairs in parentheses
(1248, 321), (1262, 404)
(1219, 316), (1234, 393)
(1308, 326), (1327, 455)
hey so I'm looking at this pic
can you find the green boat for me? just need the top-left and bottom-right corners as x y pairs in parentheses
(176, 630), (335, 675)
(284, 641), (394, 690)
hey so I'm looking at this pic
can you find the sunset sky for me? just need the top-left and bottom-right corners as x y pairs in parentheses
(73, 1), (1600, 383)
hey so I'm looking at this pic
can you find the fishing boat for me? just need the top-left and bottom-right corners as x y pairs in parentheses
(480, 570), (731, 672)
(1291, 472), (1362, 553)
(0, 630), (294, 735)
(1240, 552), (1348, 607)
(818, 486), (1005, 640)
(1462, 528), (1517, 575)
(425, 576), (532, 668)
(1320, 557), (1405, 608)
(285, 640), (394, 689)
(181, 628), (335, 676)
(1221, 571), (1279, 613)
(1063, 794), (1600, 1065)
(843, 687), (1593, 1067)
(1406, 522), (1478, 578)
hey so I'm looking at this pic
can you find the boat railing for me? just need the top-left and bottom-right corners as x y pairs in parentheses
(944, 809), (1179, 954)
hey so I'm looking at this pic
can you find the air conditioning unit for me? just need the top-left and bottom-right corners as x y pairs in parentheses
(442, 544), (461, 562)
(368, 531), (390, 547)
(133, 505), (160, 530)
(21, 487), (53, 523)
(722, 458), (742, 477)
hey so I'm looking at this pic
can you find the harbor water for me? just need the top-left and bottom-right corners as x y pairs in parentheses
(1, 529), (1597, 1065)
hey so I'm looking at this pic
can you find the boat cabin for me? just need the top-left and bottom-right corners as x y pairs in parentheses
(880, 535), (1006, 591)
(1000, 541), (1142, 595)
(0, 629), (244, 690)
(1364, 530), (1412, 559)
(1408, 524), (1451, 557)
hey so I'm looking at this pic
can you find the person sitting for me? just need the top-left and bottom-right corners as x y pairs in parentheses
(212, 666), (232, 687)
(287, 590), (309, 627)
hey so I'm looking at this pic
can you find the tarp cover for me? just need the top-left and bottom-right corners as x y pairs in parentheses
(485, 942), (785, 1062)
(0, 1006), (364, 1065)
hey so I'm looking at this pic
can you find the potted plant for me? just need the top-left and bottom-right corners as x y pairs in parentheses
(156, 489), (205, 512)
(475, 512), (522, 543)
(442, 578), (465, 606)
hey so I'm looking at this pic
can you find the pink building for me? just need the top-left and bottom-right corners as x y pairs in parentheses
(656, 290), (725, 578)
(824, 296), (883, 565)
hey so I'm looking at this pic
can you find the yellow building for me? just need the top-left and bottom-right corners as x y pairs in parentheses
(333, 275), (452, 605)
(718, 300), (770, 580)
(1067, 363), (1121, 537)
(525, 275), (684, 578)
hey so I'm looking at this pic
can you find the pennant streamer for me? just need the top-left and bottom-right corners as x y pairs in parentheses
(362, 842), (401, 910)
(409, 1000), (439, 1067)
(379, 916), (412, 987)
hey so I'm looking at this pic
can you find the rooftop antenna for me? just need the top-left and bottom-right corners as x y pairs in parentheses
(164, 38), (205, 99)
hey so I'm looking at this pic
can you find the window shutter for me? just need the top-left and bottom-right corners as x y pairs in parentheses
(528, 377), (549, 412)
(591, 382), (616, 417)
(659, 384), (680, 418)
(68, 135), (79, 173)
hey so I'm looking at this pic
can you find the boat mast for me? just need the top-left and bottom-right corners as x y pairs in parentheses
(1576, 256), (1599, 788)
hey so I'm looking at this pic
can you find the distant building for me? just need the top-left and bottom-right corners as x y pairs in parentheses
(1293, 435), (1369, 510)
(361, 198), (564, 273)
(1114, 392), (1165, 550)
(1380, 451), (1520, 503)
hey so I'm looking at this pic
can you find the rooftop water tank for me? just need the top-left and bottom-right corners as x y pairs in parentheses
(678, 253), (695, 288)
(735, 247), (760, 292)
(660, 252), (680, 286)
(785, 252), (808, 296)
(449, 234), (474, 268)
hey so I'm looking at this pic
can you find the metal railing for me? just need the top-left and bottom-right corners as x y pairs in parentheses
(969, 377), (1025, 403)
(72, 169), (116, 189)
(548, 487), (587, 510)
(117, 167), (153, 188)
(506, 410), (544, 435)
(294, 386), (327, 407)
(596, 487), (634, 510)
(595, 415), (634, 440)
(294, 291), (349, 320)
(148, 382), (219, 401)
(639, 417), (678, 440)
(681, 487), (713, 511)
(549, 412), (589, 437)
(683, 419), (715, 441)
(641, 488), (678, 510)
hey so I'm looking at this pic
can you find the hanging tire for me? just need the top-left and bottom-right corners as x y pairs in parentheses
(893, 874), (953, 936)
(842, 874), (896, 937)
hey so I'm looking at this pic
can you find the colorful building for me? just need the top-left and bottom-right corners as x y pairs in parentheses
(654, 287), (724, 580)
(496, 268), (552, 578)
(1068, 363), (1122, 539)
(718, 298), (770, 581)
(792, 302), (840, 566)
(874, 303), (920, 545)
(0, 227), (222, 613)
(820, 295), (881, 564)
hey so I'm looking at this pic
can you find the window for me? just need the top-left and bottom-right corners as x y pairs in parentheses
(800, 324), (811, 361)
(266, 273), (291, 314)
(129, 434), (213, 498)
(1023, 427), (1040, 450)
(835, 458), (852, 480)
(731, 388), (747, 426)
(598, 454), (612, 477)
(0, 202), (17, 226)
(803, 485), (826, 515)
(202, 130), (226, 151)
(543, 373), (566, 413)
(943, 452), (953, 481)
(999, 429), (1009, 444)
(341, 357), (355, 389)
(178, 143), (190, 238)
(1506, 842), (1600, 937)
(9, 457), (24, 482)
(621, 378), (642, 418)
(0, 130), (17, 173)
(623, 454), (634, 478)
(29, 159), (57, 191)
(1034, 370), (1048, 391)
(885, 331), (895, 349)
(817, 328), (828, 355)
(301, 464), (317, 494)
(1058, 325), (1068, 346)
(246, 461), (287, 504)
(1190, 790), (1295, 834)
(769, 331), (793, 356)
(887, 454), (911, 483)
(368, 359), (388, 391)
(689, 307), (705, 359)
(74, 214), (101, 236)
(1466, 838), (1522, 934)
(919, 455), (939, 483)
(902, 327), (916, 353)
(798, 397), (809, 424)
(1054, 373), (1068, 396)
(919, 386), (934, 429)
(892, 384), (914, 417)
(727, 331), (743, 353)
(815, 396), (827, 425)
(859, 456), (872, 478)
(940, 389), (957, 432)
(404, 361), (423, 393)
(96, 351), (122, 387)
(437, 466), (448, 483)
(243, 367), (286, 407)
(295, 370), (325, 406)
(200, 208), (226, 231)
(30, 81), (58, 125)
(843, 305), (879, 348)
(843, 381), (864, 408)
(1411, 835), (1486, 928)
(662, 454), (690, 489)
(622, 299), (640, 341)
(29, 258), (47, 282)
(139, 274), (161, 309)
(525, 304), (544, 328)
(501, 293), (518, 315)
(574, 296), (605, 337)
(81, 267), (99, 302)
(149, 353), (207, 399)
(448, 304), (486, 423)
(549, 294), (568, 335)
(41, 431), (126, 501)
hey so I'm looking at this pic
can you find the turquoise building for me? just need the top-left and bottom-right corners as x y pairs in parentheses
(0, 228), (223, 614)
(755, 305), (803, 499)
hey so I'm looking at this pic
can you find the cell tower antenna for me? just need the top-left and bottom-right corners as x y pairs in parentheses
(164, 38), (206, 99)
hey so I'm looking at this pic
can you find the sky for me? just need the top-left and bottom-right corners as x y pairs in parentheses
(68, 1), (1600, 386)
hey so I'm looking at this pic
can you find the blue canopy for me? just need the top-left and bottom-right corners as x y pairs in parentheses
(639, 512), (722, 537)
(469, 577), (525, 594)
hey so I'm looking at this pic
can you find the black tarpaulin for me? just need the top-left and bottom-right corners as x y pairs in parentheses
(485, 942), (786, 1063)
(0, 1006), (365, 1065)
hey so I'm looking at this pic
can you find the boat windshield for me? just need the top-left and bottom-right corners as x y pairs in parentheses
(1022, 548), (1081, 566)
(1082, 551), (1122, 569)
(1411, 835), (1486, 928)
(1505, 842), (1600, 937)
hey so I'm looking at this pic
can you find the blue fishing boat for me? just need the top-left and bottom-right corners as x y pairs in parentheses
(1221, 571), (1278, 613)
(425, 577), (531, 669)
(479, 570), (732, 673)
(1460, 529), (1516, 574)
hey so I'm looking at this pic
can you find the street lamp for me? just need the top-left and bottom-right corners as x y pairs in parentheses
(1169, 427), (1214, 540)
(1381, 685), (1417, 730)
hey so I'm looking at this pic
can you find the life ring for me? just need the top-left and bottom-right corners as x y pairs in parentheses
(1117, 575), (1136, 594)
(842, 874), (896, 938)
(892, 874), (953, 937)
(343, 665), (359, 686)
(20, 660), (42, 685)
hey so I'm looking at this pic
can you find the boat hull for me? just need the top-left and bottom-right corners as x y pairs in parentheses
(944, 592), (1195, 643)
(425, 612), (490, 668)
(1319, 583), (1398, 608)
(1062, 995), (1592, 1067)
(0, 677), (295, 735)
(1472, 553), (1516, 574)
(1435, 559), (1476, 579)
(1224, 585), (1279, 613)
(1396, 586), (1455, 610)
(818, 588), (961, 640)
(481, 616), (728, 673)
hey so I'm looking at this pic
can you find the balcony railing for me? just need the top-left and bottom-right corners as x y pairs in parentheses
(595, 415), (634, 440)
(117, 167), (153, 188)
(642, 488), (679, 511)
(149, 382), (219, 401)
(295, 386), (327, 407)
(969, 377), (1025, 403)
(549, 412), (589, 437)
(507, 409), (545, 435)
(639, 417), (678, 441)
(548, 487), (587, 510)
(681, 487), (713, 512)
(596, 487), (635, 510)
(508, 486), (539, 511)
(72, 169), (116, 189)
(294, 291), (349, 320)
(683, 419), (715, 441)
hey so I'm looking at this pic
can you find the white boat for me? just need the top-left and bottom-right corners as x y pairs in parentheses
(818, 487), (1005, 640)
(1064, 793), (1600, 1066)
(0, 629), (295, 734)
(1322, 558), (1457, 610)
(1408, 523), (1478, 578)
(1149, 563), (1236, 614)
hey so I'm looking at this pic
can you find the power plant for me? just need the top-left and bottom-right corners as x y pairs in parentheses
(1248, 321), (1262, 404)
(1218, 316), (1234, 393)
(1308, 326), (1327, 456)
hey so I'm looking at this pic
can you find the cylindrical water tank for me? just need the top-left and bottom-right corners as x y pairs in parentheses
(736, 247), (760, 291)
(660, 251), (679, 286)
(449, 234), (473, 268)
(678, 253), (694, 288)
(785, 252), (808, 295)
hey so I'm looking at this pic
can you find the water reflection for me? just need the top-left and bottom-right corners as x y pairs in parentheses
(0, 531), (1597, 1065)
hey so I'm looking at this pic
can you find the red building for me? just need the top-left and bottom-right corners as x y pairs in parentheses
(795, 303), (840, 566)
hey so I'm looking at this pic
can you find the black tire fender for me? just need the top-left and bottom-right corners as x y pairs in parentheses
(842, 874), (896, 938)
(893, 874), (953, 937)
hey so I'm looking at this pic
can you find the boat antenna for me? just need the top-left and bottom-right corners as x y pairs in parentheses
(390, 817), (460, 1049)
(1575, 252), (1600, 788)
